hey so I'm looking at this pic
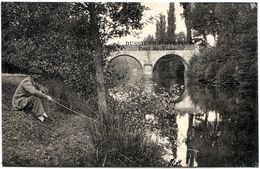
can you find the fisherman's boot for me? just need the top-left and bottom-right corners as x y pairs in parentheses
(42, 112), (48, 118)
(38, 115), (44, 122)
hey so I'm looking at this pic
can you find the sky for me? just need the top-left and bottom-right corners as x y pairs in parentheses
(107, 2), (186, 45)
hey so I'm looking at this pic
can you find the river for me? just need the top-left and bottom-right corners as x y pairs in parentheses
(151, 83), (258, 167)
(108, 77), (258, 167)
(106, 55), (258, 167)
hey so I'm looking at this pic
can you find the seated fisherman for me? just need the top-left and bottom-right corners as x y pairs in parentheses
(12, 67), (53, 122)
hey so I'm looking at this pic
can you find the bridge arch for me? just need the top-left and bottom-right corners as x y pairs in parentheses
(105, 54), (143, 87)
(106, 54), (143, 69)
(151, 54), (188, 70)
(152, 54), (186, 94)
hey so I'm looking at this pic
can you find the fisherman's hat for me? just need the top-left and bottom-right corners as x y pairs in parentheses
(29, 67), (43, 74)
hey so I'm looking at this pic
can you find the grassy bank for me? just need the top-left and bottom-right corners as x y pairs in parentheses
(2, 74), (178, 167)
(2, 74), (96, 166)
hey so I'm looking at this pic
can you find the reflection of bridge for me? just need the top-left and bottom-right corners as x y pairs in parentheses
(106, 44), (199, 91)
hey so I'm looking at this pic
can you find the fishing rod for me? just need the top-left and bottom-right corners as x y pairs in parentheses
(52, 99), (93, 120)
(51, 99), (136, 136)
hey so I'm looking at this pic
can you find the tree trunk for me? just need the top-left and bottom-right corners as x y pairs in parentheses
(186, 25), (192, 44)
(95, 51), (108, 123)
(88, 3), (108, 123)
(203, 31), (208, 45)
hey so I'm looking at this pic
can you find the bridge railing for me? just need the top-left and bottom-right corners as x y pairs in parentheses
(115, 44), (198, 51)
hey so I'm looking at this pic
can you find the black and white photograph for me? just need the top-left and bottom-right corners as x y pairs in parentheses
(1, 1), (258, 167)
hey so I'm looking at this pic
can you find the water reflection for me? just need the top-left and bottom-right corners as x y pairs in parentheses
(176, 113), (197, 167)
(107, 74), (258, 167)
(173, 84), (258, 167)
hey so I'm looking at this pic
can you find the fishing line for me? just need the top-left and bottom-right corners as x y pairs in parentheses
(52, 99), (194, 155)
(52, 99), (94, 120)
(51, 99), (134, 136)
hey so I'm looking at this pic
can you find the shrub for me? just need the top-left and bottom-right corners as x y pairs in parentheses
(87, 84), (181, 167)
(215, 61), (238, 86)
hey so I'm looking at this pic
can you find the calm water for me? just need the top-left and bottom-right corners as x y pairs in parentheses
(107, 69), (258, 167)
(107, 56), (258, 166)
(154, 84), (258, 167)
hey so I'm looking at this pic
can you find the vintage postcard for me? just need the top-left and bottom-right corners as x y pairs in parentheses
(1, 2), (258, 167)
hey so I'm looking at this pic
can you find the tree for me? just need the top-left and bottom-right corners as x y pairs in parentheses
(155, 13), (167, 44)
(180, 3), (193, 44)
(189, 3), (218, 46)
(76, 2), (145, 123)
(215, 3), (257, 87)
(187, 3), (257, 88)
(176, 31), (186, 43)
(2, 2), (146, 121)
(2, 2), (98, 97)
(167, 2), (176, 43)
(143, 34), (155, 43)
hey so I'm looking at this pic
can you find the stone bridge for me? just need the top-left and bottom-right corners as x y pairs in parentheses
(105, 44), (200, 91)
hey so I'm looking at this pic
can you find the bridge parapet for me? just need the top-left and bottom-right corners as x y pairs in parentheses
(117, 44), (197, 51)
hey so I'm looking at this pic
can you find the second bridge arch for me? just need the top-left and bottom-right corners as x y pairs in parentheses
(152, 54), (185, 96)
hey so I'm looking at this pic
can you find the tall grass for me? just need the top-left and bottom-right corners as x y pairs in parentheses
(41, 76), (180, 166)
(87, 99), (168, 167)
(86, 85), (181, 167)
(3, 74), (179, 167)
(45, 80), (173, 167)
(42, 78), (98, 117)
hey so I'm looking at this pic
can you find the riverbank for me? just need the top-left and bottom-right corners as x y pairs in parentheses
(2, 74), (179, 167)
(2, 75), (96, 166)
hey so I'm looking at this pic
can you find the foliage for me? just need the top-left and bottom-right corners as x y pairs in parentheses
(155, 13), (167, 44)
(104, 61), (129, 88)
(187, 3), (257, 88)
(175, 31), (186, 43)
(189, 3), (218, 45)
(187, 47), (221, 84)
(2, 2), (97, 97)
(167, 3), (176, 43)
(2, 2), (146, 97)
(90, 84), (181, 167)
(142, 34), (155, 43)
(109, 85), (176, 126)
(180, 3), (193, 43)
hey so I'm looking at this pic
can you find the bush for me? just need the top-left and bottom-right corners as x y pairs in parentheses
(187, 4), (257, 88)
(215, 61), (238, 86)
(87, 84), (181, 167)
